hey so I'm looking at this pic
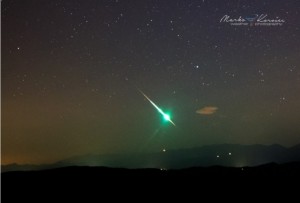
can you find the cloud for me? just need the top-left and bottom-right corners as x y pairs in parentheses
(196, 106), (218, 115)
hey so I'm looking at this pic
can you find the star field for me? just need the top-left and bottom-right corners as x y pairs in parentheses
(2, 0), (300, 164)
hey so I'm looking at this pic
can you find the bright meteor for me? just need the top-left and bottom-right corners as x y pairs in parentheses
(138, 89), (176, 126)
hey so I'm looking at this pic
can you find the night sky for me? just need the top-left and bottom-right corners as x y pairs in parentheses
(2, 0), (300, 164)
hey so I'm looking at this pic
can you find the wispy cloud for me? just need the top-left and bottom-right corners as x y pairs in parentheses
(196, 106), (218, 115)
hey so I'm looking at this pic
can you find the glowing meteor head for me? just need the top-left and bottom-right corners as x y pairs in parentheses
(138, 89), (176, 126)
(163, 114), (170, 121)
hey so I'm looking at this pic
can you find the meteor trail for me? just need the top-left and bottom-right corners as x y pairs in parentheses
(138, 89), (176, 126)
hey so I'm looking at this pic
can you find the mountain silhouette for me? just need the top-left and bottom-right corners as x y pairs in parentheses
(2, 144), (300, 172)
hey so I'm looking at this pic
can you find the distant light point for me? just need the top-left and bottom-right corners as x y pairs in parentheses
(162, 149), (166, 152)
(216, 155), (220, 158)
(228, 152), (232, 156)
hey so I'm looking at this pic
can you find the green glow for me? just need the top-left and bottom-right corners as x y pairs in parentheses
(163, 114), (170, 121)
(139, 89), (176, 126)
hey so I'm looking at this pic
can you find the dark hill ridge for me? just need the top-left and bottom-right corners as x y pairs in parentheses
(3, 162), (300, 177)
(3, 163), (300, 202)
(2, 143), (300, 172)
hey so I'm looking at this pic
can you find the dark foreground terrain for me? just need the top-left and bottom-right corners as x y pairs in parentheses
(2, 162), (300, 200)
(3, 162), (300, 180)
